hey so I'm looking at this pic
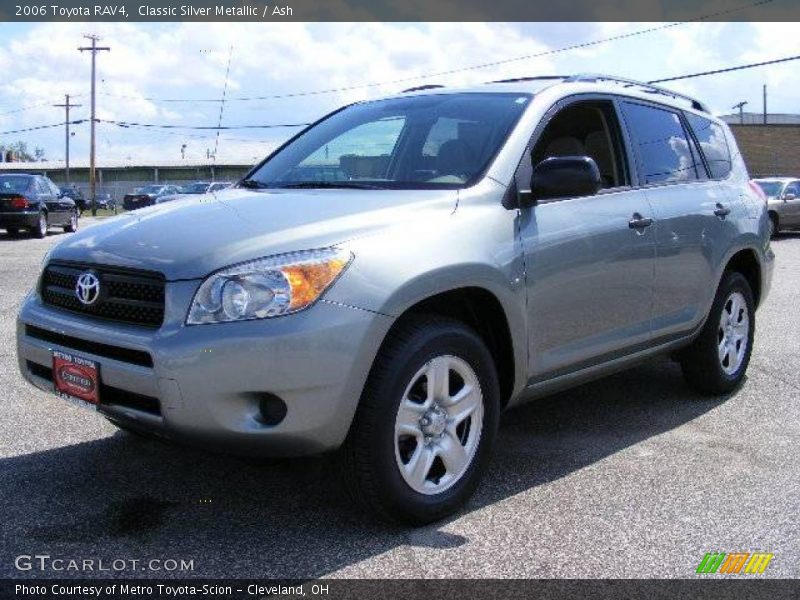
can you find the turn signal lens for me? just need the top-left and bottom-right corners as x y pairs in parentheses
(283, 258), (350, 311)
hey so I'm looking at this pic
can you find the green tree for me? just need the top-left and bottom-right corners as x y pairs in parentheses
(0, 140), (46, 162)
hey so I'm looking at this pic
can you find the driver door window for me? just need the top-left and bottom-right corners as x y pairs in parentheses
(528, 100), (630, 191)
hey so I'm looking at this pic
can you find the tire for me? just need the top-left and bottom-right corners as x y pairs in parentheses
(768, 213), (779, 238)
(340, 315), (500, 525)
(31, 212), (47, 238)
(680, 271), (755, 395)
(64, 210), (78, 233)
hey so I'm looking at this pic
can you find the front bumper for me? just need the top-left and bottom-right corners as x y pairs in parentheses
(0, 211), (39, 229)
(17, 287), (393, 456)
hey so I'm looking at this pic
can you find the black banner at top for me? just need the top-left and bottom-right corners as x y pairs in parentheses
(0, 0), (797, 22)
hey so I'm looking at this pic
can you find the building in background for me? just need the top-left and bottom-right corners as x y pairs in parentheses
(0, 158), (253, 200)
(718, 112), (800, 178)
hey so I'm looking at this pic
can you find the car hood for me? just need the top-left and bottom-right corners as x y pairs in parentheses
(49, 188), (458, 280)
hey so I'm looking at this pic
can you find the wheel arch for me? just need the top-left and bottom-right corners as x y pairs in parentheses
(723, 248), (762, 308)
(376, 286), (521, 408)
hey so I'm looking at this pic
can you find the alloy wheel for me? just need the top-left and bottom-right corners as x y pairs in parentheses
(717, 291), (749, 376)
(394, 354), (484, 495)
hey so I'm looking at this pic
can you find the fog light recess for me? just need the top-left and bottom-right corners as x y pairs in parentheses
(253, 392), (287, 426)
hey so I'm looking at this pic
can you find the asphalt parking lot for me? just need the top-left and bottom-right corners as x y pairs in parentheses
(0, 218), (798, 579)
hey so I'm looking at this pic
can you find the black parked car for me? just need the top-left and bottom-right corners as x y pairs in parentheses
(122, 184), (181, 211)
(0, 174), (78, 237)
(59, 184), (87, 212)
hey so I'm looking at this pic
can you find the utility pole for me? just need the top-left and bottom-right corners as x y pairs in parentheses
(732, 100), (748, 125)
(762, 84), (768, 125)
(53, 94), (82, 185)
(78, 34), (110, 216)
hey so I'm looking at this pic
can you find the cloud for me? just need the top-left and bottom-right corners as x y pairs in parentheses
(0, 21), (798, 162)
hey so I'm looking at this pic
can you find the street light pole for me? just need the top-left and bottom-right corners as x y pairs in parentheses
(78, 34), (110, 216)
(53, 94), (82, 185)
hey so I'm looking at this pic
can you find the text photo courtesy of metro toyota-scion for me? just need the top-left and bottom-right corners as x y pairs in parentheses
(1, 2), (799, 598)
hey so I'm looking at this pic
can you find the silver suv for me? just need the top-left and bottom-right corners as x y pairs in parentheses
(16, 74), (773, 524)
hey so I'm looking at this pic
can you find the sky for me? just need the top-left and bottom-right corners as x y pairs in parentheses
(0, 21), (797, 164)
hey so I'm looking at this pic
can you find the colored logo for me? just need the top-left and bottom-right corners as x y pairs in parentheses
(696, 552), (773, 574)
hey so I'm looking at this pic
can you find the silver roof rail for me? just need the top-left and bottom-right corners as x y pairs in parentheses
(565, 73), (709, 113)
(488, 75), (567, 84)
(401, 84), (446, 93)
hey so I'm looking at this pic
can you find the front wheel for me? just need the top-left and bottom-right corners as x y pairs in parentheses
(680, 271), (755, 395)
(340, 316), (500, 524)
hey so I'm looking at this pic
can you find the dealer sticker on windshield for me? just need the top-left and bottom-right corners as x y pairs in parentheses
(52, 350), (100, 407)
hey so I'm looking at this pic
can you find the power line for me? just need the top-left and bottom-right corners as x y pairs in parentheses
(0, 120), (85, 136)
(97, 118), (309, 130)
(0, 101), (57, 117)
(648, 54), (800, 84)
(82, 1), (773, 105)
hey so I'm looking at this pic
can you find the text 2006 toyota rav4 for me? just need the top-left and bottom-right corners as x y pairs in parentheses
(18, 75), (773, 523)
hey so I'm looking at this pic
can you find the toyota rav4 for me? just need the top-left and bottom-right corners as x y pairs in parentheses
(17, 74), (774, 524)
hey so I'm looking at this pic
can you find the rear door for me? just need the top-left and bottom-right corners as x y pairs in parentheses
(620, 102), (736, 339)
(40, 177), (69, 224)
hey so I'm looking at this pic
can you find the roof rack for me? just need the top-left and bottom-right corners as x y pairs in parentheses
(488, 76), (566, 84)
(401, 84), (446, 93)
(565, 73), (709, 113)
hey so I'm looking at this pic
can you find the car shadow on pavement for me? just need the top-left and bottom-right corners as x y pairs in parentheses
(0, 357), (731, 578)
(0, 231), (70, 242)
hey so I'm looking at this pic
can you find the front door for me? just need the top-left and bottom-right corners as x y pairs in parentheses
(518, 98), (656, 381)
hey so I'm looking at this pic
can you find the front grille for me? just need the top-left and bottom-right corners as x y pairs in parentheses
(26, 325), (153, 368)
(41, 262), (166, 328)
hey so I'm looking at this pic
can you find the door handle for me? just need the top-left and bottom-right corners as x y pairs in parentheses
(714, 203), (731, 218)
(628, 213), (654, 229)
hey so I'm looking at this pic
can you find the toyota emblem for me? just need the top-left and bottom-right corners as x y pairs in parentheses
(75, 272), (101, 306)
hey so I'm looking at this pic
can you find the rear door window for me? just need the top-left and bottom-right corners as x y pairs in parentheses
(685, 113), (733, 179)
(621, 101), (701, 185)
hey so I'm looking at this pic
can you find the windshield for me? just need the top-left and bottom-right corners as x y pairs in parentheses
(244, 93), (531, 190)
(754, 181), (784, 197)
(179, 182), (210, 194)
(0, 175), (33, 193)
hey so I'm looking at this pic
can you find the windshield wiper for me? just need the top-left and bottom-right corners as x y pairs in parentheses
(239, 178), (270, 189)
(278, 181), (386, 190)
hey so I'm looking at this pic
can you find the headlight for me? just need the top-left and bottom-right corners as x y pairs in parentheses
(186, 248), (352, 325)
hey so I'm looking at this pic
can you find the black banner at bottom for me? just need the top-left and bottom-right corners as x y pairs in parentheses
(2, 579), (799, 600)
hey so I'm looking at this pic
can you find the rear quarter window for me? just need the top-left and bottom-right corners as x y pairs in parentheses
(685, 113), (733, 179)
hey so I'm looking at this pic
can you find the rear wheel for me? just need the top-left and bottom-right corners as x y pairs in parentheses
(680, 271), (755, 395)
(64, 210), (78, 233)
(31, 212), (48, 238)
(340, 315), (500, 524)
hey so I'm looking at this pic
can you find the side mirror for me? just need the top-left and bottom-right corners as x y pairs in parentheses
(784, 193), (796, 201)
(528, 156), (601, 204)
